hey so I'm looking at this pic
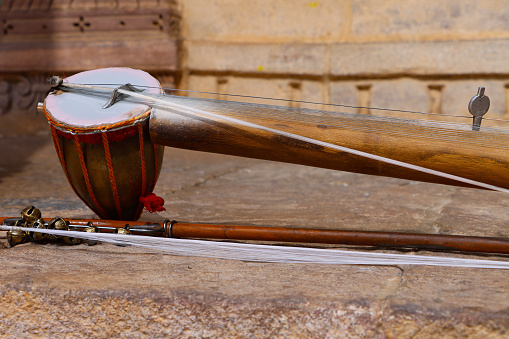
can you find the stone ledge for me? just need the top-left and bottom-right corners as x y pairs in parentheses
(0, 38), (178, 72)
(187, 41), (328, 75)
(187, 39), (509, 78)
(331, 39), (509, 77)
(183, 0), (347, 42)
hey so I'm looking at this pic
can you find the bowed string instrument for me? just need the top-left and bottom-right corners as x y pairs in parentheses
(3, 67), (509, 269)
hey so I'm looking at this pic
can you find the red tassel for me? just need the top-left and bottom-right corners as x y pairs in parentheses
(140, 193), (166, 213)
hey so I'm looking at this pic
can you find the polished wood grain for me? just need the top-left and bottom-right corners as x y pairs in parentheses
(149, 103), (509, 190)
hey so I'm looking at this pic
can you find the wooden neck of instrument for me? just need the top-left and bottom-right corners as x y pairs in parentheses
(149, 108), (509, 190)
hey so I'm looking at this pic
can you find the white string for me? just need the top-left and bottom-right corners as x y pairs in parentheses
(157, 95), (509, 151)
(3, 226), (509, 269)
(119, 89), (509, 194)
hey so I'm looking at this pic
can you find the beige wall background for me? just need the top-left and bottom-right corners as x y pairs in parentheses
(179, 0), (509, 125)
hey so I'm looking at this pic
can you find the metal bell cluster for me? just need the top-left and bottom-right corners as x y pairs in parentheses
(7, 206), (80, 247)
(6, 205), (133, 247)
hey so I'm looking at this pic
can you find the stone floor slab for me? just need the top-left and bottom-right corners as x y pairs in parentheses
(1, 134), (509, 337)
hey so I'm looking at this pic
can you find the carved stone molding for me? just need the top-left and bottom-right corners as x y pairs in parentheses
(0, 0), (180, 72)
(0, 9), (179, 37)
(0, 0), (179, 135)
(0, 1), (176, 12)
(0, 73), (50, 116)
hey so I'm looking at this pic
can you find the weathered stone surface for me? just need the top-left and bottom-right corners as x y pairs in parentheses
(183, 0), (347, 42)
(183, 0), (509, 130)
(369, 79), (429, 115)
(0, 38), (178, 73)
(187, 38), (509, 81)
(187, 42), (328, 75)
(4, 0), (509, 336)
(330, 39), (509, 77)
(351, 0), (509, 40)
(183, 0), (509, 43)
(187, 75), (325, 108)
(330, 78), (430, 117)
(1, 135), (509, 336)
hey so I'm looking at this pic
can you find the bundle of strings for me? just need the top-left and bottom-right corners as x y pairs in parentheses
(2, 226), (509, 270)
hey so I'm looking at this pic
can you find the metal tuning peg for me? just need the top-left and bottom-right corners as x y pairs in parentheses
(48, 75), (63, 88)
(468, 87), (490, 131)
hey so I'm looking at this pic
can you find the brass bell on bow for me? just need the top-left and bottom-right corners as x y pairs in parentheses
(7, 221), (28, 247)
(6, 206), (43, 247)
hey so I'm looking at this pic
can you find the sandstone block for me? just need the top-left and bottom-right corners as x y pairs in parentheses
(330, 82), (363, 110)
(188, 42), (328, 75)
(370, 79), (429, 115)
(352, 0), (509, 40)
(330, 79), (429, 117)
(188, 75), (325, 110)
(183, 0), (346, 42)
(331, 39), (509, 76)
(0, 38), (178, 72)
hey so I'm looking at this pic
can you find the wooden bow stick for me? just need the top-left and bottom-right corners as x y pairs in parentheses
(2, 206), (509, 255)
(4, 214), (509, 270)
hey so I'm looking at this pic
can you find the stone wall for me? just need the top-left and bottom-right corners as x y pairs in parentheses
(4, 1), (509, 132)
(180, 0), (509, 126)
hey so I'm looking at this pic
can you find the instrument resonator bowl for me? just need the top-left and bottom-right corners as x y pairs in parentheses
(43, 67), (164, 220)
